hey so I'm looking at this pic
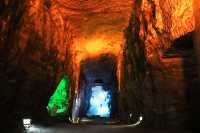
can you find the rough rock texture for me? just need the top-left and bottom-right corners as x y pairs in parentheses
(137, 0), (194, 60)
(0, 0), (73, 131)
(0, 0), (133, 131)
(159, 0), (194, 39)
(0, 0), (199, 131)
(124, 0), (199, 129)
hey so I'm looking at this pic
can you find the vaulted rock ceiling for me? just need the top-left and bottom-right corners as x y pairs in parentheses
(1, 0), (194, 62)
(0, 0), (195, 87)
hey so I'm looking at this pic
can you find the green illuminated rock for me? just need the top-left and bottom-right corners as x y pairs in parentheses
(47, 75), (69, 117)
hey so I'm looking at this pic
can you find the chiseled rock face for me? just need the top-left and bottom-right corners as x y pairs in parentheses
(138, 0), (194, 60)
(0, 0), (195, 78)
(0, 0), (133, 126)
(133, 0), (197, 129)
(160, 0), (194, 40)
(16, 0), (133, 62)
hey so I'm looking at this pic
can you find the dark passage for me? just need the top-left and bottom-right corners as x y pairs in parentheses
(77, 55), (119, 119)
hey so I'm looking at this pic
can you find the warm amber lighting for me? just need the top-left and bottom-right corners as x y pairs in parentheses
(71, 34), (124, 93)
(85, 39), (106, 55)
(31, 0), (134, 93)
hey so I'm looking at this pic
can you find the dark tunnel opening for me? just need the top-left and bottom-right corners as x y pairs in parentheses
(74, 54), (119, 120)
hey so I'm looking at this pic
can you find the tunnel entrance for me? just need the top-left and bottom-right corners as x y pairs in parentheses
(73, 55), (119, 120)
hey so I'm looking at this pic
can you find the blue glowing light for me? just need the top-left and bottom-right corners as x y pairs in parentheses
(86, 86), (111, 118)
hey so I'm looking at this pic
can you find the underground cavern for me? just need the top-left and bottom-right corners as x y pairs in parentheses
(1, 0), (200, 132)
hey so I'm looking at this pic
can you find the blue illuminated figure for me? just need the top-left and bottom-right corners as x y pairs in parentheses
(87, 86), (111, 118)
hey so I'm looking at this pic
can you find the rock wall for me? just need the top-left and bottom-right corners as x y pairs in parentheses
(0, 0), (134, 130)
(124, 0), (198, 129)
(0, 0), (74, 131)
(159, 0), (194, 39)
(138, 0), (194, 60)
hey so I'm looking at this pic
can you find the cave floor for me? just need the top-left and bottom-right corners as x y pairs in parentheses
(23, 124), (192, 133)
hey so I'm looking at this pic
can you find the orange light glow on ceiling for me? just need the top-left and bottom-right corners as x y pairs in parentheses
(73, 35), (123, 62)
(51, 0), (134, 93)
(85, 39), (106, 55)
(71, 34), (124, 93)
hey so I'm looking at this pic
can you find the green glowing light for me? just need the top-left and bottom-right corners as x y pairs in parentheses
(47, 75), (69, 117)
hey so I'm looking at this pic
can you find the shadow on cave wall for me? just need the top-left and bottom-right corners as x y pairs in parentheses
(163, 32), (200, 130)
(0, 31), (64, 132)
(177, 33), (200, 131)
